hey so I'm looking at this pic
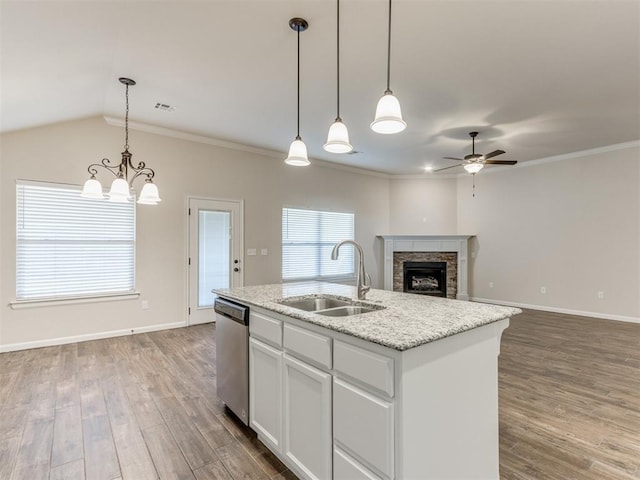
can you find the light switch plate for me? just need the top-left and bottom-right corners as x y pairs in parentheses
(247, 248), (257, 256)
(261, 249), (268, 256)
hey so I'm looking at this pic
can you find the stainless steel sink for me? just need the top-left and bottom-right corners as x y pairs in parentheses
(315, 306), (380, 317)
(278, 295), (385, 317)
(278, 297), (353, 311)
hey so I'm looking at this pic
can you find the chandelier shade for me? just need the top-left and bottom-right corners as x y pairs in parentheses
(137, 181), (162, 205)
(108, 177), (132, 202)
(80, 177), (105, 199)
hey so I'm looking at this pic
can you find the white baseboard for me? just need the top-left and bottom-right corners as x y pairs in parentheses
(0, 321), (188, 353)
(471, 297), (640, 324)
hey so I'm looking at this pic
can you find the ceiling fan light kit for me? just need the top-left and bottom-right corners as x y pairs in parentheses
(463, 162), (484, 174)
(285, 17), (311, 167)
(81, 77), (161, 205)
(435, 131), (518, 174)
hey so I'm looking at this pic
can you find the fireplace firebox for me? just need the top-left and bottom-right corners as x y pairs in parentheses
(403, 261), (447, 297)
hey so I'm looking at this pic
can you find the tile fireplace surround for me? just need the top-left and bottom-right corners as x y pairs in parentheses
(378, 235), (473, 301)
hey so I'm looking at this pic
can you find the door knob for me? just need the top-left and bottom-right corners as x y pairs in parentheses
(234, 267), (240, 272)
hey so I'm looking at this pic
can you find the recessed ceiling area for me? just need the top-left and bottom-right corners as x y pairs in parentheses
(1, 0), (639, 175)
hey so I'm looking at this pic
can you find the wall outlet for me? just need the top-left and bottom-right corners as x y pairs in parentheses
(597, 291), (605, 299)
(247, 248), (257, 256)
(141, 300), (149, 310)
(540, 286), (547, 294)
(489, 282), (494, 288)
(261, 248), (268, 256)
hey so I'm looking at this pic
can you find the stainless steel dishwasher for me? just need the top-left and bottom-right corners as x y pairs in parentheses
(214, 297), (250, 426)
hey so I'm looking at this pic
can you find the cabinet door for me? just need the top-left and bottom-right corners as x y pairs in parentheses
(283, 353), (332, 480)
(333, 378), (394, 480)
(249, 337), (282, 450)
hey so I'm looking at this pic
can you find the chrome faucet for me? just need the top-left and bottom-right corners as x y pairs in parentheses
(331, 240), (371, 300)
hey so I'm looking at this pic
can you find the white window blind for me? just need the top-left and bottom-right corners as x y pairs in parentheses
(282, 207), (354, 281)
(16, 181), (136, 300)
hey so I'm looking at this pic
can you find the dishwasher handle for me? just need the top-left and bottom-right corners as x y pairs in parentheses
(214, 298), (249, 326)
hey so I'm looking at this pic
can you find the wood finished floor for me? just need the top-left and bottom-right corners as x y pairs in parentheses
(0, 309), (638, 479)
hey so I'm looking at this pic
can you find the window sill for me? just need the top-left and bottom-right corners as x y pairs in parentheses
(9, 292), (141, 310)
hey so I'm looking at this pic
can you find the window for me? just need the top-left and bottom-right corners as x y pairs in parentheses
(16, 180), (136, 301)
(282, 207), (355, 281)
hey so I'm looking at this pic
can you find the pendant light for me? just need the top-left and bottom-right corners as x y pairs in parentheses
(81, 77), (161, 204)
(285, 18), (310, 166)
(371, 0), (406, 134)
(324, 0), (353, 154)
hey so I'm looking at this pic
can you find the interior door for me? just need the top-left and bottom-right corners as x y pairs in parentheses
(188, 197), (243, 325)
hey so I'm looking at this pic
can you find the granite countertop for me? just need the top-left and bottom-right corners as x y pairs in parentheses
(213, 282), (522, 351)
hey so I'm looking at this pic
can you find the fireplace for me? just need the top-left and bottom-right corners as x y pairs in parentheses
(378, 235), (472, 300)
(403, 262), (447, 297)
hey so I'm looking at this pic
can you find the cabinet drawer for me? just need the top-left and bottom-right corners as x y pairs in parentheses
(333, 378), (394, 480)
(334, 447), (382, 480)
(283, 323), (332, 370)
(250, 311), (282, 347)
(333, 341), (394, 397)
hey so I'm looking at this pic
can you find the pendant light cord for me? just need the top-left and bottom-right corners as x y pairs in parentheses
(296, 26), (301, 139)
(336, 0), (341, 120)
(385, 0), (392, 94)
(124, 83), (130, 150)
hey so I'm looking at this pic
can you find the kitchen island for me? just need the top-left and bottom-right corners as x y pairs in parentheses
(214, 282), (521, 480)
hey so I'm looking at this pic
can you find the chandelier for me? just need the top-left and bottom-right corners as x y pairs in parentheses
(81, 77), (161, 205)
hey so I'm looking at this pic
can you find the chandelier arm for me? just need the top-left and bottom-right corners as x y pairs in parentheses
(128, 167), (155, 185)
(86, 159), (122, 178)
(129, 159), (147, 172)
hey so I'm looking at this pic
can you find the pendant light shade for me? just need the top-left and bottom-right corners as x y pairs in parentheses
(285, 137), (310, 166)
(285, 18), (310, 166)
(324, 119), (352, 153)
(324, 0), (353, 154)
(81, 177), (105, 199)
(371, 91), (406, 134)
(464, 163), (484, 174)
(371, 0), (406, 134)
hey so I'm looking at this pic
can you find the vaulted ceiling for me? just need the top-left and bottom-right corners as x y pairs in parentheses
(2, 0), (639, 174)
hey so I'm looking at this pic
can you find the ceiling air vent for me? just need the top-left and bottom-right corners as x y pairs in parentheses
(154, 102), (174, 112)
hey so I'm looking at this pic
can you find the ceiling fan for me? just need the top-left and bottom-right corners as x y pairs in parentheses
(434, 132), (517, 174)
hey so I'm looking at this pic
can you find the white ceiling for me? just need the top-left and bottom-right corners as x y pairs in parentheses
(2, 0), (639, 175)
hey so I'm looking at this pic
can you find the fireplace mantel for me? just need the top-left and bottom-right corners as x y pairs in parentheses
(377, 235), (474, 301)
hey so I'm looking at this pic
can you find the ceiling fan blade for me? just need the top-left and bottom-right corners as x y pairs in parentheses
(442, 156), (463, 161)
(484, 160), (517, 165)
(433, 164), (462, 172)
(482, 150), (505, 160)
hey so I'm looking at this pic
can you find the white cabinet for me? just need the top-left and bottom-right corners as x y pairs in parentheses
(249, 310), (333, 480)
(249, 337), (282, 450)
(283, 354), (332, 480)
(333, 378), (394, 480)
